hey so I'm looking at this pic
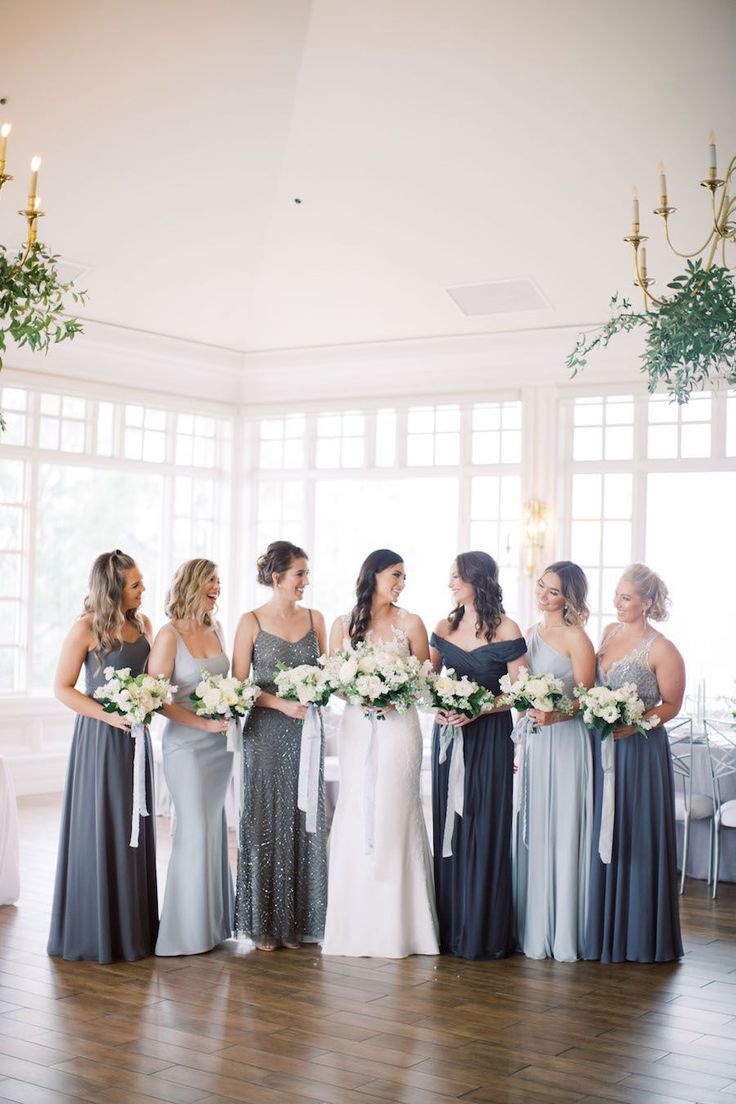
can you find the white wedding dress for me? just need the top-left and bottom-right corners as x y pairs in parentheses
(321, 613), (439, 958)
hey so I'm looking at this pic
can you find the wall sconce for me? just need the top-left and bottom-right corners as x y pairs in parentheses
(522, 499), (548, 577)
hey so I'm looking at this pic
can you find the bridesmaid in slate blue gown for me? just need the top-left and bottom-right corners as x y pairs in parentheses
(430, 551), (526, 960)
(585, 563), (685, 963)
(48, 550), (158, 963)
(514, 562), (595, 962)
(149, 559), (234, 956)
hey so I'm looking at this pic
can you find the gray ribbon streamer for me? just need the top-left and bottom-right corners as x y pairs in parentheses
(226, 715), (241, 754)
(510, 713), (535, 848)
(438, 724), (465, 857)
(297, 704), (322, 834)
(363, 709), (380, 855)
(129, 721), (149, 848)
(599, 733), (615, 864)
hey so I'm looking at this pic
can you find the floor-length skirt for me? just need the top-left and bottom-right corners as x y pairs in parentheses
(156, 725), (234, 955)
(584, 726), (683, 963)
(513, 717), (592, 961)
(432, 712), (514, 959)
(323, 705), (439, 957)
(48, 717), (158, 963)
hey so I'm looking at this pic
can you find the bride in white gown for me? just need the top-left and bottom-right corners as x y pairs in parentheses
(321, 549), (439, 958)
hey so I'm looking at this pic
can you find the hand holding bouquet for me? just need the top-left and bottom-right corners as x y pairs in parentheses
(274, 661), (332, 832)
(95, 667), (176, 727)
(424, 668), (496, 726)
(274, 661), (333, 714)
(190, 671), (260, 748)
(499, 666), (572, 724)
(323, 640), (428, 717)
(575, 682), (660, 740)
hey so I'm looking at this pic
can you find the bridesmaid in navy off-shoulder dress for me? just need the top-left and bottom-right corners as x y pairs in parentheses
(430, 552), (526, 960)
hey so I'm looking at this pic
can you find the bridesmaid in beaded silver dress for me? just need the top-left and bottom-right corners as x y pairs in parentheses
(584, 563), (685, 963)
(232, 541), (328, 951)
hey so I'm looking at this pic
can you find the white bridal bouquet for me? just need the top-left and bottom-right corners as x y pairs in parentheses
(190, 671), (260, 753)
(323, 640), (428, 716)
(274, 661), (332, 834)
(574, 682), (660, 740)
(499, 666), (572, 716)
(274, 661), (333, 707)
(425, 669), (497, 858)
(94, 667), (176, 847)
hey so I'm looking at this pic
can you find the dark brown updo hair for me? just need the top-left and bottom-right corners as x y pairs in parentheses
(448, 551), (505, 642)
(256, 540), (308, 587)
(348, 548), (403, 648)
(541, 560), (590, 626)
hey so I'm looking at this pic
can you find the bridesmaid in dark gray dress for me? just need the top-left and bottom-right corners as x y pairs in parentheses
(585, 563), (685, 963)
(48, 550), (158, 963)
(232, 541), (328, 950)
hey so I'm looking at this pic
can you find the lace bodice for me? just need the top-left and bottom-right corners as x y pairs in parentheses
(340, 609), (411, 656)
(597, 626), (661, 712)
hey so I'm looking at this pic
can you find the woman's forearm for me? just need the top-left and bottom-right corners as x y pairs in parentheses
(55, 685), (108, 721)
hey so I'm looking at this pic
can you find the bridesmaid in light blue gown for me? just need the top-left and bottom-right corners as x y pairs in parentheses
(585, 563), (685, 963)
(149, 559), (234, 956)
(513, 561), (595, 962)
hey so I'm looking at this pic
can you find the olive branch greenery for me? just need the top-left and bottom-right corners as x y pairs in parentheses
(566, 260), (736, 404)
(0, 241), (87, 432)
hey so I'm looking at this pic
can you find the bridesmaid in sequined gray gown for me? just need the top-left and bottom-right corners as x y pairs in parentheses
(585, 563), (685, 963)
(232, 541), (328, 950)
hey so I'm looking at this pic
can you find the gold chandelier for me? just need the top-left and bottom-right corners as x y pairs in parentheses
(0, 121), (45, 248)
(624, 132), (735, 308)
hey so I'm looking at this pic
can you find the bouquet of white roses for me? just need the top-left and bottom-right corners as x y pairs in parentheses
(190, 671), (260, 719)
(499, 666), (572, 716)
(323, 640), (428, 716)
(274, 661), (332, 707)
(94, 667), (175, 724)
(575, 682), (660, 740)
(94, 667), (176, 847)
(424, 668), (497, 718)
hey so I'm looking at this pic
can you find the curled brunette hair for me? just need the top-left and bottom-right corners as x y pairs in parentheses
(448, 551), (504, 642)
(622, 562), (670, 621)
(83, 549), (144, 664)
(348, 548), (403, 648)
(256, 540), (308, 587)
(541, 560), (590, 626)
(166, 558), (218, 626)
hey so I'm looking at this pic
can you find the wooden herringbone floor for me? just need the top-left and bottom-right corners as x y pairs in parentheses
(1, 796), (735, 1104)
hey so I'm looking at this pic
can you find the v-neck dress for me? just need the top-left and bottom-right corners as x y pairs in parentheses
(431, 632), (527, 960)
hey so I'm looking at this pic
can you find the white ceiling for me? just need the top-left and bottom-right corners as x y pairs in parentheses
(1, 0), (735, 354)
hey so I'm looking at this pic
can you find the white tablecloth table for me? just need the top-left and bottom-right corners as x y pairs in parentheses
(675, 735), (736, 883)
(0, 756), (20, 905)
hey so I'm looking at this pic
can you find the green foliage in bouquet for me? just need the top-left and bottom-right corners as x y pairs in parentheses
(0, 241), (87, 431)
(567, 260), (736, 404)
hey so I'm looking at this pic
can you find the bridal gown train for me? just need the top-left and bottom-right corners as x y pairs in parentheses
(321, 615), (439, 958)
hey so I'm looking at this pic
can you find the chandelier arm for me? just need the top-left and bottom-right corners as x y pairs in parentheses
(632, 247), (666, 309)
(663, 219), (716, 260)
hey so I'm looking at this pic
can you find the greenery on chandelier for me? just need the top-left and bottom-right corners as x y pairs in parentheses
(0, 242), (87, 431)
(567, 261), (736, 404)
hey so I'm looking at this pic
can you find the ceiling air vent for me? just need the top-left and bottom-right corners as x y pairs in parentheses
(446, 278), (549, 316)
(55, 260), (90, 285)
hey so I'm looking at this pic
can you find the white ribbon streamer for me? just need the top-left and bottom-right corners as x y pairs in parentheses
(438, 724), (465, 858)
(129, 721), (149, 848)
(226, 715), (241, 754)
(598, 734), (615, 864)
(297, 704), (322, 834)
(363, 709), (380, 855)
(510, 713), (535, 847)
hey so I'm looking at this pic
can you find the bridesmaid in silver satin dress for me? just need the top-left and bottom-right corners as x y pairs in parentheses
(149, 559), (234, 956)
(232, 541), (328, 951)
(585, 563), (685, 963)
(513, 561), (595, 961)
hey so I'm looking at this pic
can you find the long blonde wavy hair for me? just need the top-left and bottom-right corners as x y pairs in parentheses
(83, 550), (144, 662)
(166, 559), (218, 624)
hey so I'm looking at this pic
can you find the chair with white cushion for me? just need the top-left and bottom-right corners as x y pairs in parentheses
(705, 717), (736, 898)
(669, 717), (715, 894)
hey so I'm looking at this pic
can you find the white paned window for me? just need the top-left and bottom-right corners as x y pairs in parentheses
(375, 409), (397, 467)
(0, 387), (29, 447)
(176, 414), (219, 468)
(570, 472), (633, 643)
(0, 459), (26, 690)
(255, 480), (306, 554)
(258, 415), (305, 470)
(727, 390), (736, 457)
(573, 395), (634, 461)
(172, 476), (223, 563)
(469, 475), (522, 617)
(316, 411), (364, 469)
(124, 404), (167, 462)
(39, 392), (87, 453)
(472, 401), (522, 464)
(648, 393), (711, 459)
(407, 405), (460, 466)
